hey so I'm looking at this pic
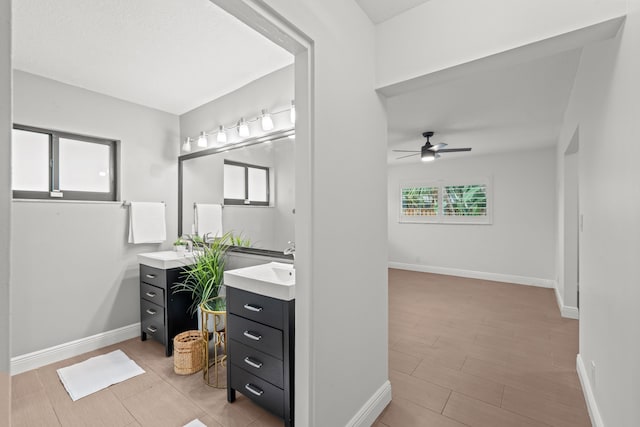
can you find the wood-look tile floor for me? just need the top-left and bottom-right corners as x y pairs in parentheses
(374, 269), (590, 427)
(11, 269), (589, 427)
(11, 337), (283, 427)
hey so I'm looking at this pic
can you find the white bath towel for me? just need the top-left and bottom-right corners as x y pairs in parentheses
(128, 201), (166, 244)
(195, 203), (223, 240)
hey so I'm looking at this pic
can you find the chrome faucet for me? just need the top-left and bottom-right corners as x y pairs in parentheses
(284, 241), (295, 260)
(182, 235), (194, 252)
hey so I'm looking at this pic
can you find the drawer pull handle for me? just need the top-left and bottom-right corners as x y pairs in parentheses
(243, 331), (262, 341)
(145, 292), (156, 298)
(244, 383), (264, 396)
(244, 357), (263, 369)
(243, 304), (263, 312)
(145, 274), (156, 279)
(146, 326), (157, 333)
(146, 308), (157, 315)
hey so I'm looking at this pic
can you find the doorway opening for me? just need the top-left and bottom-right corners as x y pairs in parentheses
(563, 126), (580, 316)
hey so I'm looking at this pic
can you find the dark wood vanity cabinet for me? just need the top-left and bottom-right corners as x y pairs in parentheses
(227, 287), (295, 426)
(139, 264), (196, 357)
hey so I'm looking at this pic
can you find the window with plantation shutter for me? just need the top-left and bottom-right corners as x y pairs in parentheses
(443, 184), (487, 217)
(401, 186), (439, 219)
(399, 178), (492, 224)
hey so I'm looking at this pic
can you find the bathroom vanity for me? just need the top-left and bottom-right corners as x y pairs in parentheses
(225, 262), (295, 427)
(137, 251), (198, 357)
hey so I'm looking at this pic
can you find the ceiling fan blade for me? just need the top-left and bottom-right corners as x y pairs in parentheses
(396, 153), (419, 159)
(428, 143), (448, 151)
(392, 149), (420, 153)
(438, 148), (472, 153)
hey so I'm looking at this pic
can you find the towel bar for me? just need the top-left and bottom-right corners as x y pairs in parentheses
(122, 200), (165, 207)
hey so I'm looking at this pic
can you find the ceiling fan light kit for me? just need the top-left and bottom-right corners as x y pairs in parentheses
(394, 131), (472, 162)
(421, 147), (436, 162)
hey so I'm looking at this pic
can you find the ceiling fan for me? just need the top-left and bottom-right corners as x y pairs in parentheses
(393, 131), (472, 162)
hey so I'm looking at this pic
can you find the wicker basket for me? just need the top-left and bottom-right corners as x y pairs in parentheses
(173, 330), (204, 375)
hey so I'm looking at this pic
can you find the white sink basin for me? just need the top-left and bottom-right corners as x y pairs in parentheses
(224, 262), (295, 300)
(137, 250), (198, 270)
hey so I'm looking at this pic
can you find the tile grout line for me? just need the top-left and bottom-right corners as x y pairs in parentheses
(36, 369), (64, 427)
(440, 390), (453, 415)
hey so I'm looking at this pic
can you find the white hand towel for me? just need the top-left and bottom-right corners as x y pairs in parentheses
(128, 202), (166, 244)
(195, 203), (223, 239)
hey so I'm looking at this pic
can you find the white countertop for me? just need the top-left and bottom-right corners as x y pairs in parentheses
(224, 262), (295, 301)
(137, 250), (198, 270)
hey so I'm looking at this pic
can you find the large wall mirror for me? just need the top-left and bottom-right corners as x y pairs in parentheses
(179, 128), (295, 254)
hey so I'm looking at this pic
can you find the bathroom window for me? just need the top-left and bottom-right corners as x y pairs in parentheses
(12, 124), (119, 201)
(399, 178), (492, 224)
(223, 160), (269, 206)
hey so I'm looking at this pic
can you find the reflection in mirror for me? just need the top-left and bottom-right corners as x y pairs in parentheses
(180, 134), (294, 252)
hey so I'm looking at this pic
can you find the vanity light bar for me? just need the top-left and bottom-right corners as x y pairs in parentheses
(181, 100), (295, 151)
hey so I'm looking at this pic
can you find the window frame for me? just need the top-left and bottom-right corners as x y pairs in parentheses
(399, 177), (492, 224)
(12, 124), (119, 202)
(223, 159), (270, 206)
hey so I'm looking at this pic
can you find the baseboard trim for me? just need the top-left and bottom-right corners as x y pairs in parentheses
(554, 286), (580, 319)
(345, 380), (392, 427)
(577, 354), (604, 427)
(11, 323), (140, 375)
(388, 262), (556, 289)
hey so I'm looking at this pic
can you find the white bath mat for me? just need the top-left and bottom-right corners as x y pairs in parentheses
(184, 420), (207, 427)
(57, 349), (145, 401)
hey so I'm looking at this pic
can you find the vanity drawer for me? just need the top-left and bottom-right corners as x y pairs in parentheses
(141, 318), (165, 345)
(228, 287), (284, 329)
(229, 339), (283, 388)
(141, 299), (164, 325)
(140, 282), (165, 307)
(140, 264), (166, 289)
(230, 364), (284, 418)
(228, 314), (283, 360)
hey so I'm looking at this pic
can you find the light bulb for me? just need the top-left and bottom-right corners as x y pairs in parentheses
(182, 137), (192, 152)
(421, 151), (436, 162)
(197, 131), (207, 148)
(261, 109), (274, 131)
(216, 126), (227, 144)
(290, 100), (296, 123)
(238, 118), (250, 138)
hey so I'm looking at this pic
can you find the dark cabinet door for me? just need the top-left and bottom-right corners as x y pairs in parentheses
(139, 264), (196, 357)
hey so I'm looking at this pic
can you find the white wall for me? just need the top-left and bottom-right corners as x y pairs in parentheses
(260, 2), (389, 425)
(0, 0), (11, 422)
(556, 1), (640, 423)
(11, 71), (180, 356)
(389, 148), (556, 285)
(179, 65), (293, 144)
(375, 0), (627, 89)
(273, 138), (295, 250)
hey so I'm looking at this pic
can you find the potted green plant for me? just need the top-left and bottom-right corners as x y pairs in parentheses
(173, 238), (188, 253)
(229, 232), (252, 248)
(191, 235), (205, 249)
(172, 232), (233, 330)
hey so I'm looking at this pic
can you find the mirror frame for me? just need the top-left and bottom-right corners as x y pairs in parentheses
(178, 127), (295, 258)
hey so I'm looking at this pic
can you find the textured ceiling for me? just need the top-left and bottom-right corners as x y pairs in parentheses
(387, 50), (581, 164)
(12, 0), (293, 115)
(356, 0), (433, 24)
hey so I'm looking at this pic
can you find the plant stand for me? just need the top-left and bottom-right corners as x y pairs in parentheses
(201, 298), (227, 388)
